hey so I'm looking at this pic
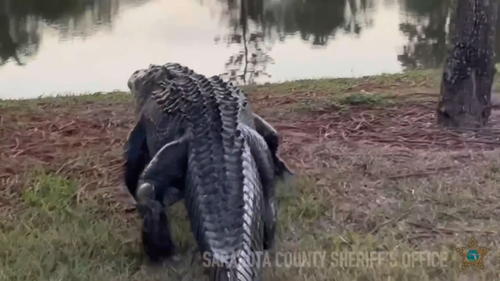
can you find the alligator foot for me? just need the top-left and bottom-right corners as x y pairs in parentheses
(138, 199), (177, 262)
(263, 233), (275, 251)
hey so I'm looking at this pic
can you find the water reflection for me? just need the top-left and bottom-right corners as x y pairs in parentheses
(397, 0), (500, 69)
(216, 0), (275, 85)
(0, 0), (144, 66)
(397, 0), (451, 69)
(3, 0), (496, 99)
(216, 0), (377, 85)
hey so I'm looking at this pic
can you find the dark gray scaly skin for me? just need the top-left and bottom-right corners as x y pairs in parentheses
(125, 65), (188, 211)
(125, 64), (293, 206)
(238, 123), (277, 252)
(138, 63), (268, 280)
(124, 64), (293, 264)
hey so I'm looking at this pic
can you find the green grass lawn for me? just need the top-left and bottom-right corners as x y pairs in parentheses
(1, 69), (500, 280)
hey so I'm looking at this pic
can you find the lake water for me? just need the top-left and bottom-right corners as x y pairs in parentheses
(0, 0), (479, 99)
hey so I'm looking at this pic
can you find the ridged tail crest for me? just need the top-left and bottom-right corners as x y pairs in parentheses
(149, 63), (265, 281)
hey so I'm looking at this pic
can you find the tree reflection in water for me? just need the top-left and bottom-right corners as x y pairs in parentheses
(214, 0), (375, 85)
(0, 0), (148, 66)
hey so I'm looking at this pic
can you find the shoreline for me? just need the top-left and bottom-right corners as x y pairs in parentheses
(0, 69), (443, 103)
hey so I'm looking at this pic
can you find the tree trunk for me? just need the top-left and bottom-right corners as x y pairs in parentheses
(437, 0), (499, 128)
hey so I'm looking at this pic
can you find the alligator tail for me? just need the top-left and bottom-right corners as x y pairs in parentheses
(151, 63), (264, 281)
(205, 128), (264, 281)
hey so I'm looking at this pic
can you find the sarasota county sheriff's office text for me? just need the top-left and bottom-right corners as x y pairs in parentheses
(201, 251), (449, 268)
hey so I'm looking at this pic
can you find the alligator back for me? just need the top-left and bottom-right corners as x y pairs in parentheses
(128, 64), (255, 154)
(150, 63), (265, 281)
(128, 65), (188, 156)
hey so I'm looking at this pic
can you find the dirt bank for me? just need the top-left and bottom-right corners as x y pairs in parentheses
(1, 70), (499, 280)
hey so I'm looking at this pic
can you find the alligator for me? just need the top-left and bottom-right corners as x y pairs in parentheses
(123, 63), (294, 279)
(125, 65), (293, 209)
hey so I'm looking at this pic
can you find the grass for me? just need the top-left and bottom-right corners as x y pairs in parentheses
(2, 69), (500, 280)
(1, 172), (141, 280)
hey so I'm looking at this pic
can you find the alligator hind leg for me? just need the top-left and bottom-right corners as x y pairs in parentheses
(124, 118), (151, 201)
(252, 113), (295, 184)
(240, 124), (278, 251)
(136, 136), (189, 262)
(124, 119), (184, 208)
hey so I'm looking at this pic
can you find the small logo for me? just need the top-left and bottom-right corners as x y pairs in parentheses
(455, 235), (490, 271)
